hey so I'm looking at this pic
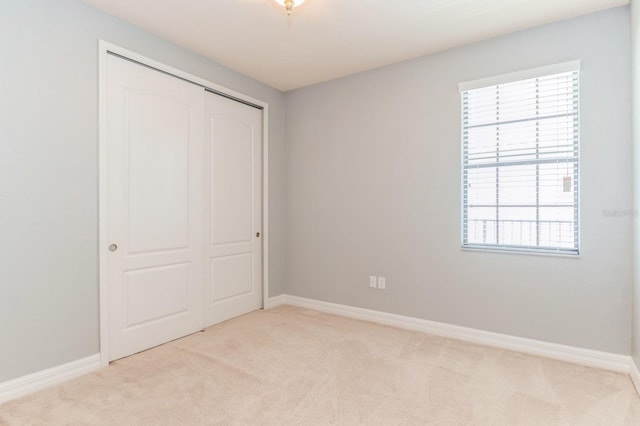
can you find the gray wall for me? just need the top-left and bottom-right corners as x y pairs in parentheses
(285, 7), (632, 354)
(0, 0), (285, 382)
(632, 0), (640, 367)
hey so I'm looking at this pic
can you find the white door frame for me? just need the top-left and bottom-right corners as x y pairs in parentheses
(98, 40), (270, 367)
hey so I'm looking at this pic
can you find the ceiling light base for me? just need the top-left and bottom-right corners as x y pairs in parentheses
(274, 0), (306, 15)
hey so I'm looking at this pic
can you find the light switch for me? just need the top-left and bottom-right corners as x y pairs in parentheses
(378, 276), (386, 290)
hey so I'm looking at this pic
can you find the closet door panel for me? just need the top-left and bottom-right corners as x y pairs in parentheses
(204, 92), (263, 327)
(105, 54), (204, 361)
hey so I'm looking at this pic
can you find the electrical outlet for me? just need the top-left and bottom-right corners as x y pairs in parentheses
(378, 276), (386, 290)
(369, 276), (378, 288)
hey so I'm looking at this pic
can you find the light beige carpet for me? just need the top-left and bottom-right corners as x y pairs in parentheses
(1, 305), (639, 425)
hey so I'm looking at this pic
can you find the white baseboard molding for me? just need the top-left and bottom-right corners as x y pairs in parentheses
(0, 354), (101, 404)
(268, 295), (630, 373)
(265, 294), (287, 309)
(631, 358), (640, 397)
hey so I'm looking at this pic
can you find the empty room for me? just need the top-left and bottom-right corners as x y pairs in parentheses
(2, 0), (640, 424)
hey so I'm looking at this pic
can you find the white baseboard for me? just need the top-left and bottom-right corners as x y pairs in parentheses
(631, 358), (640, 397)
(265, 294), (287, 309)
(1, 302), (634, 405)
(268, 295), (630, 373)
(0, 354), (101, 404)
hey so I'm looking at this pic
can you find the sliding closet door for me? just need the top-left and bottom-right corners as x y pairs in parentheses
(105, 54), (204, 361)
(204, 92), (263, 327)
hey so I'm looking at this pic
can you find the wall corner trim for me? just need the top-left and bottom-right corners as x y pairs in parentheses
(0, 354), (101, 404)
(631, 358), (640, 397)
(267, 295), (631, 374)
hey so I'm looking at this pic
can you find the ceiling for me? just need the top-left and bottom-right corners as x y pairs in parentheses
(81, 0), (629, 91)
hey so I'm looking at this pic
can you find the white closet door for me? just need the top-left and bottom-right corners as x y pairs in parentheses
(204, 92), (263, 327)
(106, 55), (204, 361)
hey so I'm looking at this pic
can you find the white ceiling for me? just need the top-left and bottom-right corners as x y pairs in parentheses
(81, 0), (629, 91)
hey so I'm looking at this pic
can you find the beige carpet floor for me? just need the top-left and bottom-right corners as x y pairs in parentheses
(1, 305), (639, 425)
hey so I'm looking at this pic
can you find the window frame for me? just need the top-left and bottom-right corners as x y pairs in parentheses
(459, 61), (581, 256)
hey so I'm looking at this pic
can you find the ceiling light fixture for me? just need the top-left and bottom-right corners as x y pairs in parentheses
(274, 0), (306, 15)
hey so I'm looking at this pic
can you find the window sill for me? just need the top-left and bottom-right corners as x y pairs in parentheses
(461, 245), (580, 258)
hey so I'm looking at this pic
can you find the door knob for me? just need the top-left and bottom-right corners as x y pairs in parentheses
(109, 244), (118, 252)
(256, 232), (260, 238)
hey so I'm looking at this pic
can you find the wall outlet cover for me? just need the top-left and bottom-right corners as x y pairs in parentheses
(369, 276), (378, 288)
(378, 276), (386, 289)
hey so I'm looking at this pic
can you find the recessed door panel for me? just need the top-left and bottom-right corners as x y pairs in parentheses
(127, 92), (190, 254)
(210, 253), (253, 303)
(125, 263), (190, 327)
(211, 116), (253, 246)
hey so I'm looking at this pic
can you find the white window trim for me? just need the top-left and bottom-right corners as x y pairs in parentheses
(458, 60), (581, 93)
(459, 61), (582, 256)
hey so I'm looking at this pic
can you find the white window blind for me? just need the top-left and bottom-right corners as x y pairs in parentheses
(461, 66), (580, 254)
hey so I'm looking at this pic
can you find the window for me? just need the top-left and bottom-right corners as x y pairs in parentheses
(460, 62), (580, 255)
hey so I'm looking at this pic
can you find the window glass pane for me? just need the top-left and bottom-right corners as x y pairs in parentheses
(538, 163), (575, 205)
(497, 122), (538, 162)
(466, 126), (497, 166)
(539, 208), (575, 249)
(496, 207), (537, 246)
(466, 167), (496, 206)
(466, 207), (498, 245)
(498, 165), (536, 206)
(496, 79), (537, 122)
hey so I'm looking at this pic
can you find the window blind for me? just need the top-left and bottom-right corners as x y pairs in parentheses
(461, 68), (579, 254)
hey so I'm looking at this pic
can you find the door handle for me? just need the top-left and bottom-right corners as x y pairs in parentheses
(109, 244), (118, 252)
(256, 232), (260, 238)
